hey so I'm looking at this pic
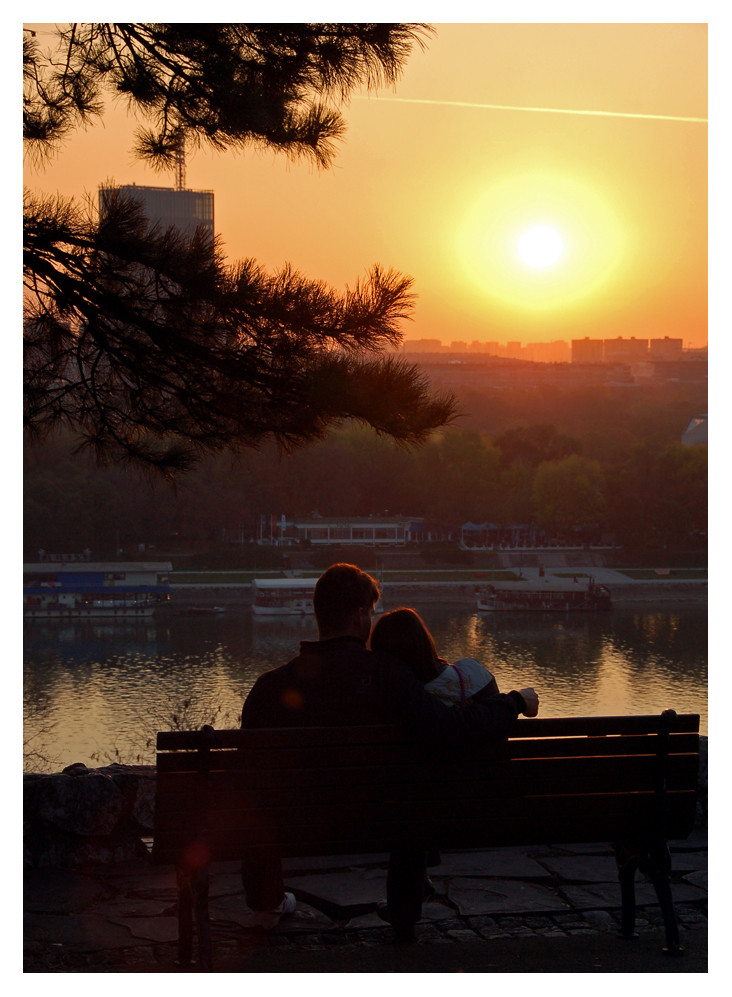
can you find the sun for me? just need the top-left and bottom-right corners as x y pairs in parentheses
(516, 225), (564, 268)
(455, 170), (626, 314)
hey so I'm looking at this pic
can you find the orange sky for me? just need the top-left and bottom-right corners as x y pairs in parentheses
(24, 21), (708, 348)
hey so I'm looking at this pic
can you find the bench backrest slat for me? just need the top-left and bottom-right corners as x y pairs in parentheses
(154, 738), (700, 776)
(155, 714), (700, 752)
(154, 752), (700, 806)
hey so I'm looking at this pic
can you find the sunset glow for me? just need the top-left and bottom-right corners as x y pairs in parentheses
(23, 22), (707, 347)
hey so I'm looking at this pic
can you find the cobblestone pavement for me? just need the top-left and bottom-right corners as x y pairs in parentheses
(24, 831), (707, 973)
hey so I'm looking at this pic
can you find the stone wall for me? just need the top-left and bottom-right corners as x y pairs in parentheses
(24, 763), (156, 867)
(23, 738), (707, 867)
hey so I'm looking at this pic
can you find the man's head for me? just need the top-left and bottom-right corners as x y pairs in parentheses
(313, 563), (380, 641)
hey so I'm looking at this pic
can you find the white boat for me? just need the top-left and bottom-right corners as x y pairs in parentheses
(24, 562), (172, 619)
(251, 578), (319, 616)
(251, 577), (384, 616)
(476, 579), (611, 613)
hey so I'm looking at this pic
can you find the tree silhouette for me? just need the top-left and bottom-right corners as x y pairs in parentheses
(24, 23), (455, 474)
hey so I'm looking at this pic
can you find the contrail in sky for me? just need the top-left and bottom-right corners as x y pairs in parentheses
(357, 95), (707, 123)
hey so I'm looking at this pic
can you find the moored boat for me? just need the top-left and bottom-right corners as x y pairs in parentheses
(476, 578), (611, 612)
(251, 576), (385, 616)
(251, 577), (320, 616)
(24, 562), (172, 619)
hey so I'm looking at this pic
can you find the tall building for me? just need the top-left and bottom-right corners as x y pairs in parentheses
(649, 336), (684, 360)
(403, 339), (443, 353)
(571, 338), (604, 363)
(525, 340), (571, 363)
(99, 183), (214, 242)
(603, 337), (649, 363)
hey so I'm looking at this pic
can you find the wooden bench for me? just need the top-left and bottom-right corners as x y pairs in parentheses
(153, 710), (700, 970)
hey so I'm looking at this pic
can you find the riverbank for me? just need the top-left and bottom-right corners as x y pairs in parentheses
(165, 565), (707, 612)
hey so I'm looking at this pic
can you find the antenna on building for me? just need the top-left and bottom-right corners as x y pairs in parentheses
(174, 129), (186, 191)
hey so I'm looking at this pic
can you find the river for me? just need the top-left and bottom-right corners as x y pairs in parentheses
(23, 602), (707, 771)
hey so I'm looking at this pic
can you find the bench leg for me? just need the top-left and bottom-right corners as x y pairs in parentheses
(192, 866), (213, 971)
(613, 840), (683, 955)
(613, 845), (640, 940)
(176, 867), (194, 966)
(640, 841), (683, 956)
(176, 865), (213, 970)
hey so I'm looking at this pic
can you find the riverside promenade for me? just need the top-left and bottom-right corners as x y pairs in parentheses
(24, 828), (707, 973)
(167, 561), (708, 610)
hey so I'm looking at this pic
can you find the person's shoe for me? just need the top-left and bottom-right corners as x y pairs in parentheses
(423, 876), (438, 901)
(271, 891), (297, 916)
(251, 891), (296, 929)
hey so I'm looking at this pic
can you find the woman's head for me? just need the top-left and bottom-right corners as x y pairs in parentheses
(370, 607), (443, 683)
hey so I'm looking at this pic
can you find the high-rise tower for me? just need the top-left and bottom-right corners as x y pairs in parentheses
(98, 136), (213, 242)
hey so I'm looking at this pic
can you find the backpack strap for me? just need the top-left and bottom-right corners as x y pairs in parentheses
(451, 663), (467, 707)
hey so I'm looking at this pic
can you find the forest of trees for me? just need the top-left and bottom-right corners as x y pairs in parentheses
(23, 377), (707, 560)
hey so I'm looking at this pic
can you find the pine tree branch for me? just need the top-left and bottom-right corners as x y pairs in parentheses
(23, 23), (454, 476)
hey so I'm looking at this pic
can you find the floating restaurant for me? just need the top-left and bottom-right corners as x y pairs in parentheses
(23, 562), (172, 619)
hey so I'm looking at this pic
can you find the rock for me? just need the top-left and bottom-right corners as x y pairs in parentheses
(24, 770), (124, 836)
(62, 762), (91, 776)
(97, 765), (156, 833)
(24, 764), (156, 867)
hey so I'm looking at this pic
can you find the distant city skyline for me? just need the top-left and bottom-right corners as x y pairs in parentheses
(25, 22), (708, 348)
(396, 333), (703, 364)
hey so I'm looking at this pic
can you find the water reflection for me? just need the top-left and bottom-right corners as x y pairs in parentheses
(23, 603), (707, 770)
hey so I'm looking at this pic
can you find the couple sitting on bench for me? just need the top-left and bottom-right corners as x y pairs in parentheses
(240, 562), (539, 942)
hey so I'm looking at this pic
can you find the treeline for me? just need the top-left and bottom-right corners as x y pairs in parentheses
(23, 379), (707, 558)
